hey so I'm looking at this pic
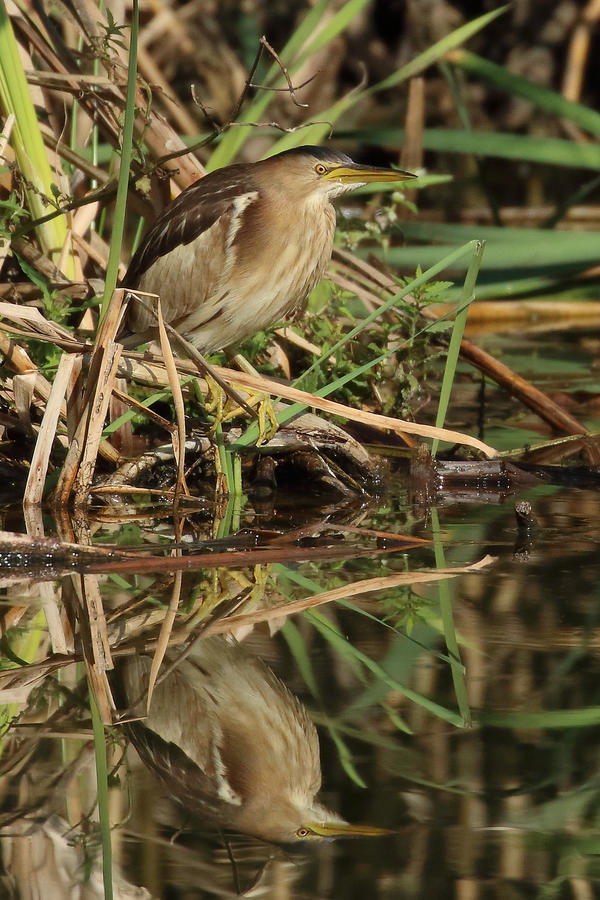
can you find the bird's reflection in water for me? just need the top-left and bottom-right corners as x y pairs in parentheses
(119, 636), (385, 846)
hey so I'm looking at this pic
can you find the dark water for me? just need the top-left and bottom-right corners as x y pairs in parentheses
(1, 328), (600, 898)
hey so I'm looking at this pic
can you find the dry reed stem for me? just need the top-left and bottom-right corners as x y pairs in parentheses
(562, 0), (600, 102)
(62, 570), (114, 722)
(400, 75), (425, 211)
(111, 384), (174, 432)
(112, 352), (496, 457)
(12, 372), (36, 431)
(87, 664), (115, 725)
(157, 297), (189, 501)
(0, 116), (15, 270)
(196, 555), (497, 637)
(274, 326), (329, 359)
(55, 288), (125, 505)
(212, 365), (498, 457)
(73, 339), (123, 505)
(39, 581), (69, 655)
(146, 569), (182, 713)
(80, 574), (113, 674)
(0, 557), (495, 686)
(24, 353), (76, 506)
(0, 325), (119, 465)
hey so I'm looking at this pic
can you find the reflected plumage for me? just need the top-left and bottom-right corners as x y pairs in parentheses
(122, 146), (413, 352)
(120, 637), (385, 844)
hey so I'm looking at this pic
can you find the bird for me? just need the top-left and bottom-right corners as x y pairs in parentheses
(118, 636), (389, 844)
(121, 146), (414, 353)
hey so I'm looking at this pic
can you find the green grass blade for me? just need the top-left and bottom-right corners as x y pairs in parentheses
(268, 5), (509, 154)
(281, 619), (367, 785)
(306, 608), (465, 727)
(430, 509), (470, 725)
(100, 0), (139, 323)
(297, 240), (480, 391)
(340, 127), (600, 171)
(432, 239), (484, 457)
(0, 0), (71, 270)
(234, 241), (480, 448)
(450, 49), (600, 137)
(327, 725), (367, 787)
(89, 688), (113, 900)
(384, 222), (600, 274)
(292, 0), (371, 68)
(376, 6), (509, 92)
(478, 708), (600, 729)
(282, 620), (321, 699)
(276, 564), (455, 668)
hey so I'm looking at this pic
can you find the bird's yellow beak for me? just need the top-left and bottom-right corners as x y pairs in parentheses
(323, 164), (415, 184)
(306, 821), (393, 837)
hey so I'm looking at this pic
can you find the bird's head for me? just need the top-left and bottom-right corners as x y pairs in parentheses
(260, 145), (415, 201)
(242, 797), (391, 845)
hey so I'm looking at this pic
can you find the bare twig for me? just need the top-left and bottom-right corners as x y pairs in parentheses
(253, 36), (310, 108)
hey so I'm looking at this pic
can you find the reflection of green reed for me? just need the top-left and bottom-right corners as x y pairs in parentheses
(90, 688), (113, 900)
(92, 1), (140, 893)
(276, 560), (470, 788)
(0, 610), (46, 755)
(430, 508), (470, 726)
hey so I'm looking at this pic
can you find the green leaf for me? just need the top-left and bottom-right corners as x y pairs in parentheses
(340, 128), (600, 171)
(99, 1), (139, 322)
(383, 222), (600, 274)
(450, 49), (600, 137)
(0, 0), (72, 272)
(267, 5), (509, 155)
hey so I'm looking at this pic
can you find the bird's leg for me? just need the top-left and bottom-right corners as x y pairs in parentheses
(204, 374), (227, 424)
(202, 379), (236, 497)
(205, 370), (277, 443)
(225, 352), (280, 445)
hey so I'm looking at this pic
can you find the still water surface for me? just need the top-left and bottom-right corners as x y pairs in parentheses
(1, 328), (600, 898)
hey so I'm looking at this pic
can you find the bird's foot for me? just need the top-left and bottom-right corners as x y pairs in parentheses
(205, 376), (278, 444)
(224, 390), (279, 445)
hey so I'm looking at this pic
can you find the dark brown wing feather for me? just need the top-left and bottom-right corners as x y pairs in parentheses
(123, 718), (235, 825)
(122, 165), (258, 289)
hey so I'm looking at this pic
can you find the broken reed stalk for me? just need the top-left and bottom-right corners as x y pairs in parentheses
(23, 353), (76, 506)
(53, 290), (125, 507)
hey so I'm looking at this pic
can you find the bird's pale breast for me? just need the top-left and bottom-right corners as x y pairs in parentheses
(129, 190), (336, 353)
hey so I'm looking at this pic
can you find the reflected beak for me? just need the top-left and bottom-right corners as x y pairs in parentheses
(324, 164), (415, 184)
(306, 821), (393, 837)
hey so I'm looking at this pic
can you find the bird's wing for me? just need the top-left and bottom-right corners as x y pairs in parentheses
(117, 652), (244, 823)
(122, 168), (259, 290)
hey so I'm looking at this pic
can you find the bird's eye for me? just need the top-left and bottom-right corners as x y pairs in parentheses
(314, 163), (327, 175)
(296, 827), (311, 838)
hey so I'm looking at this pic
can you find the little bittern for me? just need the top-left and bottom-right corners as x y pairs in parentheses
(120, 637), (387, 844)
(122, 146), (414, 351)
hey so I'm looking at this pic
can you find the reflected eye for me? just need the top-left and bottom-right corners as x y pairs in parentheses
(296, 827), (311, 838)
(314, 163), (327, 175)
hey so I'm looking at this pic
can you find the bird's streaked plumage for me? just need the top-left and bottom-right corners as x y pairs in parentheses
(120, 637), (351, 844)
(122, 146), (413, 353)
